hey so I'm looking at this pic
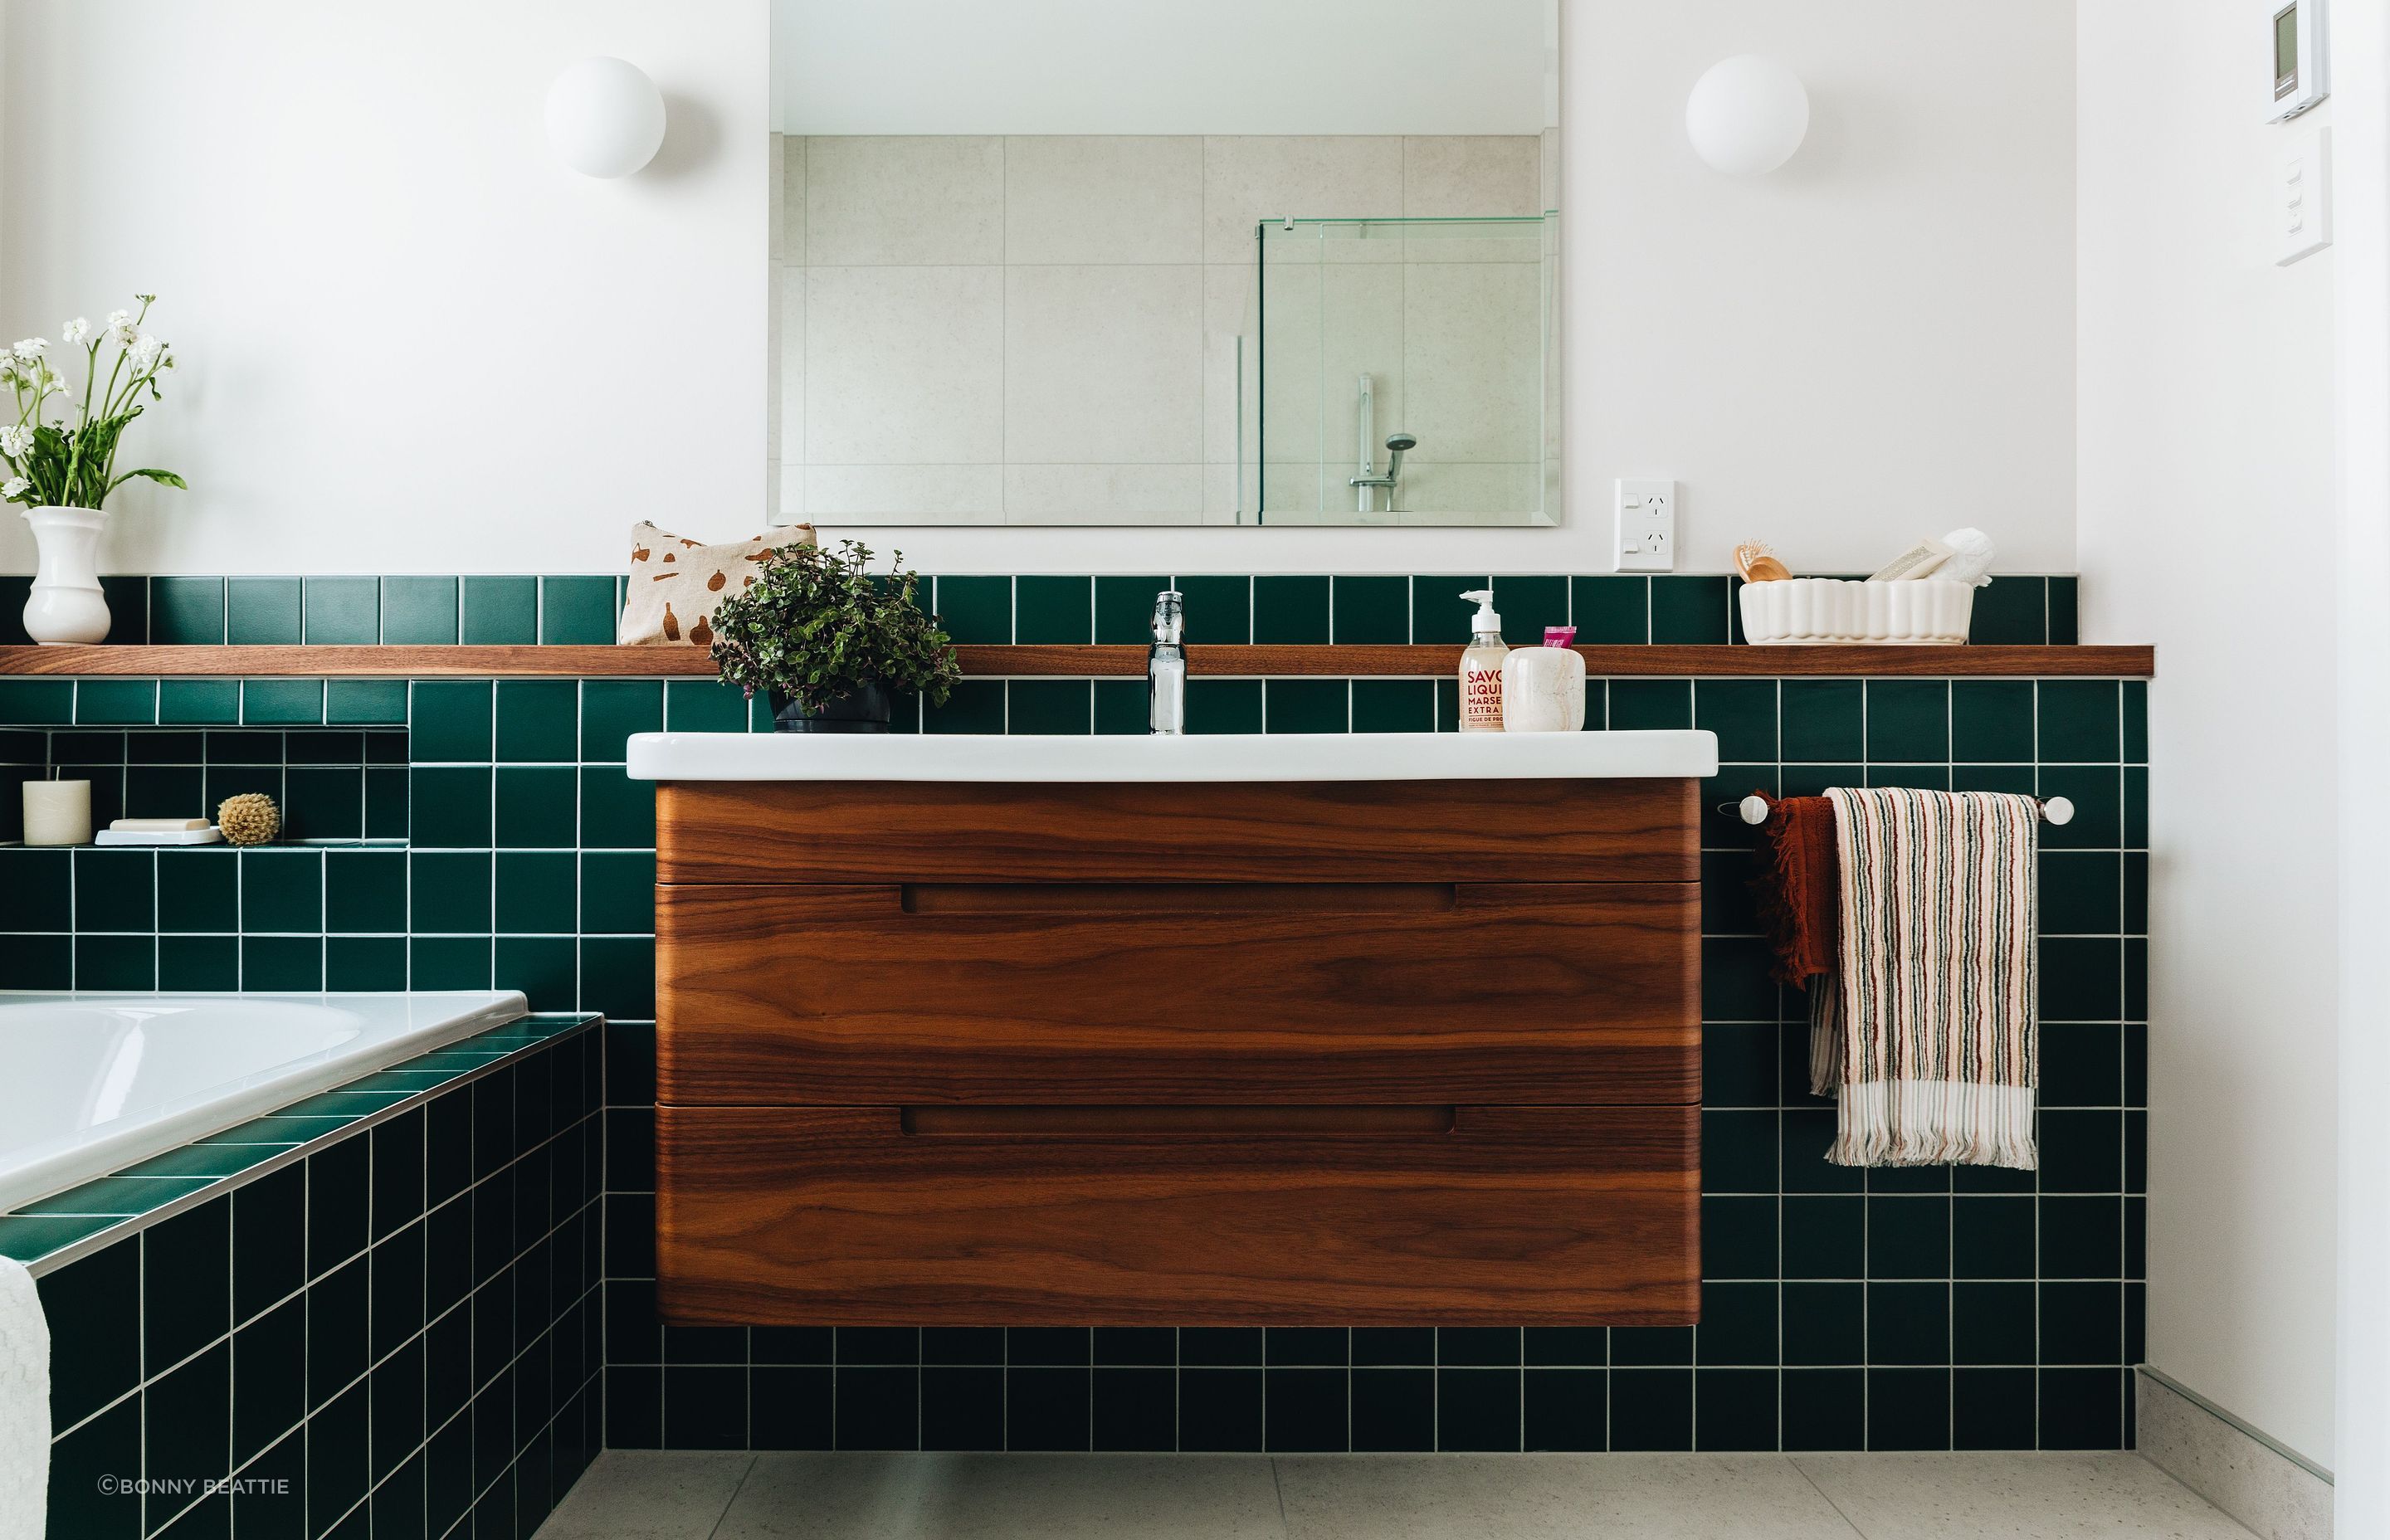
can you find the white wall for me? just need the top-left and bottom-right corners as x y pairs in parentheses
(0, 0), (770, 577)
(2077, 0), (2339, 1470)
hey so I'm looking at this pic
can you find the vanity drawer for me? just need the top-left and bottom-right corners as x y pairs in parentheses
(654, 1104), (1699, 1326)
(656, 777), (1697, 885)
(656, 880), (1699, 1105)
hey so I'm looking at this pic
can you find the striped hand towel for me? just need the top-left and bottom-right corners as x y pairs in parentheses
(1809, 787), (2039, 1168)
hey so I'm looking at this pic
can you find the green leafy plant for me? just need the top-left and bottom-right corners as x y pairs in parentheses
(709, 539), (960, 711)
(0, 295), (186, 510)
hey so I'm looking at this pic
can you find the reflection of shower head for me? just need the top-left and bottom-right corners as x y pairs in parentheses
(1385, 432), (1417, 451)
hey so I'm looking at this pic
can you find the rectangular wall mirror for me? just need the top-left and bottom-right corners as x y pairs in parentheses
(769, 0), (1562, 528)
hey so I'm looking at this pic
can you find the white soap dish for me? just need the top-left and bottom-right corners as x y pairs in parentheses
(1739, 578), (1975, 646)
(95, 825), (224, 846)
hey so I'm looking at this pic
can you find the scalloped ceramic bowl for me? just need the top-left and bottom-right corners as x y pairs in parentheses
(1739, 578), (1975, 646)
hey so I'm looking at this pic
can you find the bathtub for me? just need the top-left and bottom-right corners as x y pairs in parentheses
(0, 989), (527, 1214)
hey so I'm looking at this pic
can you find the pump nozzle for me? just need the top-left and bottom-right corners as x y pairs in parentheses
(1460, 588), (1502, 638)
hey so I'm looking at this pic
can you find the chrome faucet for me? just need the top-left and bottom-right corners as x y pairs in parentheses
(1148, 588), (1186, 735)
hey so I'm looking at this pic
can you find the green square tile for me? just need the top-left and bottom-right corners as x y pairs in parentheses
(495, 936), (577, 1013)
(2125, 765), (2147, 846)
(0, 1213), (124, 1264)
(410, 936), (490, 990)
(496, 851), (578, 933)
(1252, 577), (1329, 645)
(2039, 682), (2120, 763)
(1174, 576), (1251, 645)
(1650, 577), (1731, 645)
(241, 680), (323, 725)
(241, 849), (324, 933)
(1609, 680), (1691, 730)
(1951, 682), (2035, 763)
(301, 578), (380, 644)
(100, 576), (148, 645)
(1695, 680), (1777, 763)
(324, 849), (407, 933)
(1410, 576), (1489, 647)
(580, 851), (654, 933)
(159, 933), (237, 990)
(495, 765), (578, 847)
(0, 578), (25, 646)
(578, 767), (654, 848)
(1951, 763), (2036, 795)
(76, 680), (158, 725)
(0, 930), (69, 987)
(73, 848), (154, 931)
(2048, 578), (2079, 645)
(151, 577), (227, 643)
(1007, 680), (1090, 735)
(204, 764), (280, 812)
(227, 578), (303, 644)
(19, 1176), (214, 1216)
(1570, 577), (1650, 646)
(1265, 678), (1348, 733)
(1435, 675), (1460, 730)
(0, 680), (72, 724)
(157, 848), (237, 933)
(1866, 681), (1949, 762)
(76, 933), (155, 990)
(409, 681), (494, 763)
(159, 680), (241, 725)
(495, 680), (578, 760)
(242, 935), (322, 991)
(2041, 851), (2121, 937)
(1866, 763), (1950, 792)
(1782, 681), (1862, 761)
(1188, 679), (1263, 735)
(1966, 578), (2046, 645)
(409, 767), (491, 848)
(410, 852), (491, 933)
(580, 680), (663, 762)
(925, 679), (1005, 733)
(581, 936), (655, 1020)
(325, 680), (407, 724)
(1093, 679), (1147, 735)
(933, 576), (1012, 644)
(2122, 683), (2146, 763)
(1014, 577), (1092, 645)
(539, 575), (618, 644)
(461, 576), (539, 644)
(1330, 577), (1409, 644)
(379, 578), (458, 644)
(364, 766), (408, 839)
(1351, 679), (1433, 733)
(1095, 576), (1173, 644)
(1492, 576), (1569, 646)
(664, 679), (747, 734)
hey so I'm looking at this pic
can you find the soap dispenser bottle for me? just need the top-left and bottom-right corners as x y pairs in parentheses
(1457, 589), (1507, 732)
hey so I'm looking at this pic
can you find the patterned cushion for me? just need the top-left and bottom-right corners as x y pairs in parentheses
(617, 520), (814, 647)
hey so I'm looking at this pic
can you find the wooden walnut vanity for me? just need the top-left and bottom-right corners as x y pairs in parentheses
(632, 730), (1718, 1327)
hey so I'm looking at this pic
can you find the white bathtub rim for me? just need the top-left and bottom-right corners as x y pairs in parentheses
(0, 989), (528, 1220)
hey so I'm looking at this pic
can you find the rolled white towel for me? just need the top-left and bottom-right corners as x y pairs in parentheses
(0, 1258), (46, 1540)
(1939, 527), (1997, 587)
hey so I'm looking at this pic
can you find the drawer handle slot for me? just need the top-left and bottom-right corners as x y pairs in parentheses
(899, 1104), (1458, 1137)
(898, 883), (1458, 916)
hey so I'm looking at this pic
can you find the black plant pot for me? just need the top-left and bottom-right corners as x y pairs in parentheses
(770, 684), (894, 733)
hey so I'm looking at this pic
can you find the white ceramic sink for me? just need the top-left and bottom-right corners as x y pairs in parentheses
(626, 730), (1718, 782)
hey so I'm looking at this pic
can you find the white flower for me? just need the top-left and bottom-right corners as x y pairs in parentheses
(129, 333), (163, 368)
(10, 339), (46, 363)
(105, 309), (130, 329)
(0, 425), (32, 457)
(61, 318), (87, 345)
(2, 478), (29, 500)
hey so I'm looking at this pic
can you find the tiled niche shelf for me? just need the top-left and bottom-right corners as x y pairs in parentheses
(0, 643), (2156, 679)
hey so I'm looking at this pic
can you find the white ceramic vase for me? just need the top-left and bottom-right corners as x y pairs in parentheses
(21, 506), (110, 645)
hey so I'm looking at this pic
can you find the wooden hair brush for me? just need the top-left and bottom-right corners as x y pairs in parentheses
(1734, 542), (1793, 582)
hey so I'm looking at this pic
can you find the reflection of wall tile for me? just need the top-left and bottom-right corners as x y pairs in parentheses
(1006, 266), (1203, 465)
(1004, 137), (1202, 264)
(806, 465), (1003, 524)
(1201, 137), (1405, 263)
(806, 266), (1003, 464)
(806, 137), (1002, 266)
(1203, 265), (1258, 469)
(1402, 262), (1541, 464)
(778, 266), (805, 471)
(1402, 137), (1542, 217)
(1393, 461), (1543, 517)
(1004, 465), (1205, 525)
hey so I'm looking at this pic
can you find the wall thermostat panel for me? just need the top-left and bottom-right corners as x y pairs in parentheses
(2267, 0), (2328, 122)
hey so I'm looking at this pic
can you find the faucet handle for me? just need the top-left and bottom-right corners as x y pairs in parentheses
(1151, 588), (1184, 646)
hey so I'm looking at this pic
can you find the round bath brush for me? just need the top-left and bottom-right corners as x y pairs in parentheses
(217, 792), (281, 846)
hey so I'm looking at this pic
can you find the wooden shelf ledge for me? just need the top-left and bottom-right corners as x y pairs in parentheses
(0, 643), (2153, 680)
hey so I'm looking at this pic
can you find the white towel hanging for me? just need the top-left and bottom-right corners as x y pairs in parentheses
(0, 1257), (47, 1540)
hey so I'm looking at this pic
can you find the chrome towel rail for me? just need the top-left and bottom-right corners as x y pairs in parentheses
(1717, 791), (2075, 827)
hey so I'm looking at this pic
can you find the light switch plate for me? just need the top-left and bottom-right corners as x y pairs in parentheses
(2278, 125), (2332, 266)
(1615, 479), (1675, 572)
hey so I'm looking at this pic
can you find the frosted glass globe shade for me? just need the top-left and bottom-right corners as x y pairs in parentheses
(1685, 56), (1809, 176)
(546, 56), (666, 178)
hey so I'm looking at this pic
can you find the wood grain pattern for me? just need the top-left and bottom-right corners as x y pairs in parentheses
(656, 778), (1699, 885)
(0, 641), (2155, 678)
(654, 1104), (1700, 1326)
(656, 880), (1699, 1105)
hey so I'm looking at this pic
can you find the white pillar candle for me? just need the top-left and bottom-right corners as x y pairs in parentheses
(23, 779), (92, 846)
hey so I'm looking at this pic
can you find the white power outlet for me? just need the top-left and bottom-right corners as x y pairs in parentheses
(1615, 479), (1675, 572)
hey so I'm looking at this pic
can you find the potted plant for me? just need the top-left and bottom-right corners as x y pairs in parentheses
(2, 296), (186, 644)
(709, 539), (960, 732)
